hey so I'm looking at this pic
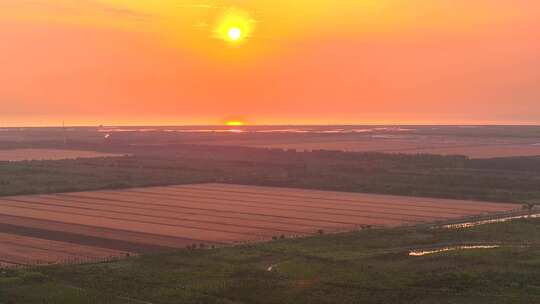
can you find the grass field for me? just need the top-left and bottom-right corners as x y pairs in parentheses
(0, 149), (124, 162)
(1, 218), (540, 303)
(0, 184), (518, 268)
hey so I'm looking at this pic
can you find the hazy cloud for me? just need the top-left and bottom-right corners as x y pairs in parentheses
(2, 0), (152, 20)
(178, 4), (219, 9)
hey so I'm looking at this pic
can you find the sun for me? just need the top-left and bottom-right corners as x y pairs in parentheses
(214, 9), (254, 44)
(226, 120), (245, 126)
(227, 27), (242, 42)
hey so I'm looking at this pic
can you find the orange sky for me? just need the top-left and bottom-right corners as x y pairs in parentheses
(1, 0), (539, 126)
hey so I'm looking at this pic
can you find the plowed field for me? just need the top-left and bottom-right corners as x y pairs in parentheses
(0, 183), (518, 268)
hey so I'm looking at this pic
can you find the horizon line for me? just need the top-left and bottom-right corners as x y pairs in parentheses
(2, 123), (540, 128)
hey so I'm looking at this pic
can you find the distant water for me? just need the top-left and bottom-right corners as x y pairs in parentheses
(96, 126), (417, 134)
(4, 125), (539, 138)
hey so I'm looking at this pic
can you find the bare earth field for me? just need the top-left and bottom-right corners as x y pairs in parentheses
(0, 232), (131, 267)
(0, 149), (124, 161)
(205, 137), (540, 159)
(0, 183), (519, 268)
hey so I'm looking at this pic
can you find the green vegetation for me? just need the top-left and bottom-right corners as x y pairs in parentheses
(1, 146), (540, 203)
(2, 219), (540, 303)
(0, 157), (214, 197)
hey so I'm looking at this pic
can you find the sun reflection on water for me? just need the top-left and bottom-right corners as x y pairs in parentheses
(443, 213), (540, 230)
(409, 245), (500, 257)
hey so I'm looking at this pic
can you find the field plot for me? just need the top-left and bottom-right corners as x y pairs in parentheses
(0, 232), (131, 267)
(0, 184), (518, 268)
(205, 135), (540, 159)
(0, 149), (124, 161)
(248, 141), (540, 159)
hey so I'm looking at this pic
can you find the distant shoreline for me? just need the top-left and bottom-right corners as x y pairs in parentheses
(1, 124), (540, 129)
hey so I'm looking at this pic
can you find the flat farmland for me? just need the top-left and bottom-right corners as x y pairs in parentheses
(249, 141), (540, 159)
(201, 134), (540, 159)
(0, 183), (518, 268)
(0, 149), (124, 161)
(0, 232), (131, 267)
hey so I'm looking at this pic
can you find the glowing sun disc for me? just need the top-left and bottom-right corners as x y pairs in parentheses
(226, 121), (245, 126)
(214, 8), (254, 44)
(227, 27), (242, 41)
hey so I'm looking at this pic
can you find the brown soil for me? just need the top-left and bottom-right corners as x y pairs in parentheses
(0, 149), (124, 161)
(0, 183), (519, 267)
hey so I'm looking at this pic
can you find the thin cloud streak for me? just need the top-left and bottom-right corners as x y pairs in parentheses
(3, 0), (152, 20)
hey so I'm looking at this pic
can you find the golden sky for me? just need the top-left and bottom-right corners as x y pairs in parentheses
(0, 0), (539, 126)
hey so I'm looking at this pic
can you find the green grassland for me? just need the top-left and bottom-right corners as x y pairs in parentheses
(0, 157), (214, 197)
(2, 219), (540, 304)
(1, 147), (540, 203)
